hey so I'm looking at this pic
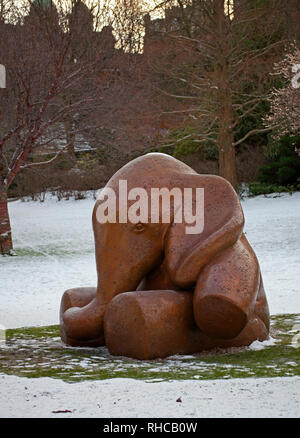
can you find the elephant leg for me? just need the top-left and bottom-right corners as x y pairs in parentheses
(104, 289), (214, 359)
(104, 289), (269, 360)
(60, 287), (105, 347)
(193, 234), (265, 340)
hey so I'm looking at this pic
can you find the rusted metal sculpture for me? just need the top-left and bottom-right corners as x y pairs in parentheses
(60, 153), (269, 359)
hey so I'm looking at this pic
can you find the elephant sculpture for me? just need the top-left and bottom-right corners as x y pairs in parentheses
(60, 153), (270, 359)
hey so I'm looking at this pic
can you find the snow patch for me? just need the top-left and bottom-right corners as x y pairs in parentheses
(248, 337), (278, 351)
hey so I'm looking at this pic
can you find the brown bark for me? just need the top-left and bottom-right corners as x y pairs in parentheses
(65, 121), (76, 158)
(216, 93), (238, 188)
(217, 90), (238, 188)
(0, 187), (13, 255)
(218, 137), (238, 189)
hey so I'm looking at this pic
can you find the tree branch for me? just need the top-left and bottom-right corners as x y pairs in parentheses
(233, 126), (276, 147)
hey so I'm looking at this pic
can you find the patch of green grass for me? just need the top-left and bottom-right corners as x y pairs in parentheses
(247, 182), (298, 197)
(11, 246), (94, 258)
(12, 248), (50, 258)
(0, 314), (299, 382)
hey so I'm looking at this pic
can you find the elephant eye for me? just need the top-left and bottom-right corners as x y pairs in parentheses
(134, 222), (145, 232)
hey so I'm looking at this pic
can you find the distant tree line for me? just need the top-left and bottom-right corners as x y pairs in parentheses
(0, 0), (300, 254)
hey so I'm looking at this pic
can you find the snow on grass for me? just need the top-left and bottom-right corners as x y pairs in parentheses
(1, 193), (97, 329)
(248, 337), (278, 351)
(0, 191), (299, 329)
(1, 315), (298, 382)
(242, 192), (300, 316)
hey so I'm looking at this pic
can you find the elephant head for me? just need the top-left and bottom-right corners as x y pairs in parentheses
(60, 153), (250, 348)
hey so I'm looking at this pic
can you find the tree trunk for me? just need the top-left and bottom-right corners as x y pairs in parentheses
(0, 187), (13, 255)
(218, 131), (238, 190)
(214, 0), (238, 190)
(216, 84), (238, 189)
(65, 120), (77, 158)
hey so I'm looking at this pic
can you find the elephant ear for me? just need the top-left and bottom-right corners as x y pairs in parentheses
(165, 174), (244, 288)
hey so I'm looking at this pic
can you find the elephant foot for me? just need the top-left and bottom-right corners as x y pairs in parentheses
(194, 295), (248, 340)
(60, 287), (105, 347)
(61, 331), (105, 348)
(223, 315), (269, 347)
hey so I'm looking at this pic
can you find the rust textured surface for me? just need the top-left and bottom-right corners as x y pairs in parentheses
(60, 153), (269, 359)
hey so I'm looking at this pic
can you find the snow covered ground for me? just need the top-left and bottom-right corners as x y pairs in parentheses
(1, 191), (300, 329)
(0, 191), (299, 418)
(0, 375), (299, 418)
(1, 193), (97, 329)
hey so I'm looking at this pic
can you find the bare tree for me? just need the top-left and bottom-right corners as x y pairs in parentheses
(145, 0), (290, 188)
(0, 0), (113, 255)
(110, 0), (148, 53)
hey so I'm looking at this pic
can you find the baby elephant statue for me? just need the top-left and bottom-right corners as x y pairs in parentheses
(60, 153), (270, 359)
